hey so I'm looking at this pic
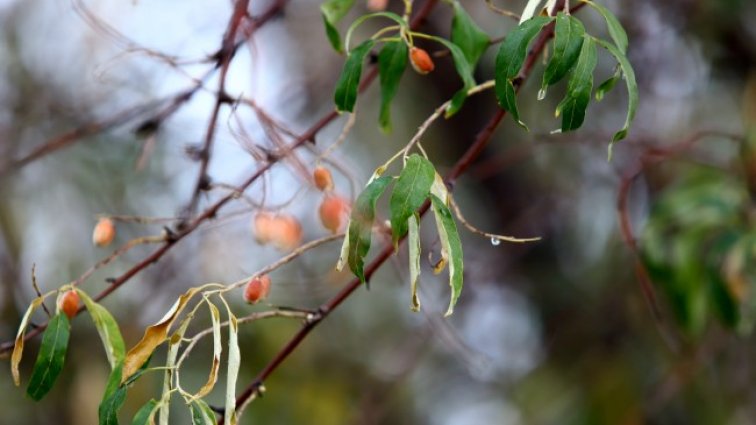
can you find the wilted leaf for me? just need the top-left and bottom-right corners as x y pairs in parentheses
(390, 154), (435, 248)
(346, 176), (393, 282)
(520, 0), (544, 23)
(77, 289), (125, 369)
(122, 288), (199, 383)
(430, 195), (464, 317)
(541, 13), (585, 95)
(334, 39), (375, 112)
(378, 41), (408, 132)
(321, 0), (356, 52)
(224, 314), (240, 425)
(26, 313), (70, 401)
(159, 306), (196, 425)
(451, 2), (490, 68)
(11, 296), (45, 386)
(556, 35), (597, 132)
(190, 301), (222, 400)
(495, 16), (553, 127)
(408, 214), (422, 312)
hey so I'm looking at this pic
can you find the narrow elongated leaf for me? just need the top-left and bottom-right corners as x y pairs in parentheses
(190, 301), (222, 400)
(334, 39), (375, 112)
(26, 313), (70, 401)
(321, 0), (356, 52)
(520, 0), (544, 23)
(584, 0), (628, 53)
(132, 399), (158, 425)
(556, 35), (597, 132)
(77, 289), (125, 370)
(408, 214), (422, 312)
(224, 314), (240, 425)
(100, 359), (150, 425)
(378, 41), (408, 133)
(595, 65), (621, 101)
(451, 2), (490, 68)
(347, 176), (393, 282)
(541, 13), (585, 95)
(390, 154), (435, 247)
(594, 38), (638, 151)
(495, 16), (553, 126)
(159, 308), (195, 425)
(122, 288), (199, 383)
(191, 400), (218, 425)
(11, 296), (45, 386)
(430, 195), (464, 317)
(428, 36), (476, 117)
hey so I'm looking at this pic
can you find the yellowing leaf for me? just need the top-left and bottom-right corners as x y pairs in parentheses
(11, 296), (45, 386)
(76, 289), (125, 370)
(189, 301), (222, 400)
(224, 314), (240, 425)
(121, 288), (199, 383)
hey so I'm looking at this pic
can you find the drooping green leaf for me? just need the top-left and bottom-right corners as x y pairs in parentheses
(99, 358), (150, 425)
(26, 313), (70, 401)
(594, 38), (638, 152)
(131, 399), (159, 425)
(583, 0), (628, 53)
(77, 289), (125, 370)
(347, 176), (393, 282)
(595, 65), (621, 101)
(334, 39), (375, 112)
(556, 35), (597, 132)
(408, 214), (422, 312)
(495, 16), (553, 127)
(390, 154), (435, 248)
(541, 13), (585, 95)
(430, 195), (464, 317)
(451, 2), (490, 69)
(191, 400), (218, 425)
(320, 0), (356, 52)
(427, 36), (476, 117)
(378, 41), (408, 133)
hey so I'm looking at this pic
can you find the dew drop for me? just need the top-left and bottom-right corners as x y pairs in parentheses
(490, 237), (501, 246)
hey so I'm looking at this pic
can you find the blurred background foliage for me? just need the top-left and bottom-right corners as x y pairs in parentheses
(0, 0), (754, 424)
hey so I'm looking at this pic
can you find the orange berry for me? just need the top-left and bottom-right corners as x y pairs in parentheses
(92, 218), (116, 247)
(313, 166), (334, 191)
(244, 275), (271, 304)
(319, 195), (350, 234)
(367, 0), (388, 11)
(253, 212), (275, 244)
(409, 47), (434, 75)
(59, 290), (80, 319)
(270, 215), (303, 251)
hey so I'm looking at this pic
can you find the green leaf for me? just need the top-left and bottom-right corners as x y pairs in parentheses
(347, 176), (393, 282)
(99, 359), (150, 425)
(77, 289), (125, 370)
(428, 36), (476, 117)
(430, 195), (464, 316)
(451, 2), (490, 69)
(378, 41), (408, 133)
(26, 313), (70, 401)
(390, 154), (435, 248)
(583, 0), (628, 53)
(191, 400), (218, 425)
(594, 38), (638, 152)
(131, 399), (158, 425)
(595, 66), (621, 101)
(495, 16), (553, 127)
(321, 0), (356, 52)
(556, 35), (597, 132)
(334, 39), (375, 112)
(408, 214), (422, 312)
(541, 13), (585, 95)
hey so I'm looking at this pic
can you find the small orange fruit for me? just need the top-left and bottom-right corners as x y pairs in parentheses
(92, 218), (116, 247)
(253, 212), (275, 244)
(244, 275), (271, 304)
(367, 0), (389, 11)
(270, 215), (303, 251)
(409, 47), (435, 75)
(59, 290), (80, 319)
(319, 195), (350, 234)
(313, 166), (334, 191)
